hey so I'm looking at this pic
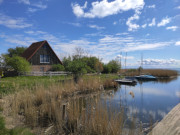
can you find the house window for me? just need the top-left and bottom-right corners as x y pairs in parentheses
(40, 55), (50, 63)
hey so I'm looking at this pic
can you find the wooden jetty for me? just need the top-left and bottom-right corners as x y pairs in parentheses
(148, 103), (180, 135)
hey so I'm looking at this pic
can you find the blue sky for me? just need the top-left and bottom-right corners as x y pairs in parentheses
(0, 0), (180, 68)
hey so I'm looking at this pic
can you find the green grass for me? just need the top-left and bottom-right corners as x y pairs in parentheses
(0, 115), (34, 135)
(0, 74), (118, 95)
(0, 75), (72, 95)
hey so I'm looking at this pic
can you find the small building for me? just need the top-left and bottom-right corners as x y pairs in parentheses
(22, 40), (62, 72)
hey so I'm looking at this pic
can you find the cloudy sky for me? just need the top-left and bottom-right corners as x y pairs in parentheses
(0, 0), (180, 68)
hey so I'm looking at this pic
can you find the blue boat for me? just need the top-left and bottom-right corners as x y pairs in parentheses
(135, 75), (157, 81)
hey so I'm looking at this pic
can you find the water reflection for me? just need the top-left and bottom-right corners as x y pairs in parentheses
(66, 76), (180, 133)
(101, 76), (180, 128)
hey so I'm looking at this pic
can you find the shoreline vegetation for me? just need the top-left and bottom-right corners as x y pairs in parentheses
(120, 69), (178, 78)
(0, 69), (179, 135)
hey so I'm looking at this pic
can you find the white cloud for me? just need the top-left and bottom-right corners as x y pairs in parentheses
(166, 26), (178, 31)
(157, 17), (171, 27)
(67, 22), (81, 27)
(28, 8), (38, 13)
(18, 0), (30, 5)
(147, 5), (156, 8)
(0, 0), (3, 4)
(148, 18), (156, 27)
(126, 10), (141, 31)
(117, 55), (134, 60)
(175, 41), (180, 46)
(123, 42), (171, 52)
(175, 6), (180, 9)
(113, 21), (117, 25)
(142, 24), (147, 28)
(88, 24), (105, 30)
(142, 58), (180, 66)
(116, 32), (129, 36)
(33, 2), (47, 9)
(0, 13), (32, 29)
(72, 0), (145, 18)
(25, 30), (47, 35)
(18, 0), (47, 12)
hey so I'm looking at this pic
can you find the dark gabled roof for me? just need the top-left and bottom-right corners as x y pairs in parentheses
(21, 40), (62, 64)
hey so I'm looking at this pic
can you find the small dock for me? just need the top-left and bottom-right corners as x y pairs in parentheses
(148, 103), (180, 135)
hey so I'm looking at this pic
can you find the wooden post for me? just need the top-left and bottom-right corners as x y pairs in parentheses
(62, 104), (66, 120)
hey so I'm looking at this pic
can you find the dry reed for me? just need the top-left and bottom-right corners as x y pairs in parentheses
(122, 69), (178, 77)
(6, 77), (129, 134)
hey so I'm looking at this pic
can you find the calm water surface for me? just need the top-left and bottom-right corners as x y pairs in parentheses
(101, 75), (180, 125)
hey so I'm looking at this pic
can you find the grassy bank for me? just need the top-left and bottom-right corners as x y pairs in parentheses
(121, 69), (178, 77)
(0, 74), (118, 95)
(2, 74), (136, 134)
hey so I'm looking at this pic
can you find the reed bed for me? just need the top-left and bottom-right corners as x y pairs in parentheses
(9, 88), (139, 135)
(122, 69), (178, 77)
(3, 77), (129, 134)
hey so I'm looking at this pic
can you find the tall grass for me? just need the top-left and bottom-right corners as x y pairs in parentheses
(3, 76), (143, 135)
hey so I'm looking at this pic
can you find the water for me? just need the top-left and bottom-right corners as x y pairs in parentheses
(101, 76), (180, 127)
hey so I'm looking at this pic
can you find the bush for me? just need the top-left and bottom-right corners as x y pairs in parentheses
(108, 60), (120, 73)
(7, 56), (30, 72)
(51, 64), (65, 71)
(102, 64), (112, 73)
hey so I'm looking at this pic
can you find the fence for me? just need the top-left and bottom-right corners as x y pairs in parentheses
(18, 71), (72, 76)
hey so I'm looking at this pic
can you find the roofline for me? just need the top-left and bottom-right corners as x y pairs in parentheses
(45, 41), (63, 65)
(27, 40), (46, 61)
(26, 40), (63, 65)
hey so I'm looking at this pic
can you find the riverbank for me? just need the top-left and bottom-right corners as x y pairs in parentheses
(0, 74), (122, 135)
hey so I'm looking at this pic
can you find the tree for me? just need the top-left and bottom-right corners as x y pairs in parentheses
(62, 56), (72, 71)
(51, 64), (65, 71)
(1, 46), (27, 66)
(73, 47), (88, 59)
(108, 60), (120, 73)
(6, 47), (27, 57)
(95, 61), (103, 73)
(7, 56), (30, 72)
(102, 64), (112, 73)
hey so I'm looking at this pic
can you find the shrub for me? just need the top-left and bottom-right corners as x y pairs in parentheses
(7, 56), (30, 72)
(51, 64), (65, 71)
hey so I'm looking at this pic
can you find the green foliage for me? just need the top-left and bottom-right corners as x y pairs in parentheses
(0, 116), (5, 130)
(1, 46), (27, 68)
(102, 60), (120, 73)
(102, 64), (112, 73)
(62, 56), (72, 71)
(51, 64), (65, 71)
(7, 56), (30, 72)
(63, 56), (103, 74)
(7, 47), (27, 57)
(67, 59), (87, 75)
(108, 60), (120, 73)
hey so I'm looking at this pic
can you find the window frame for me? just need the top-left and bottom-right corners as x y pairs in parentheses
(40, 55), (50, 63)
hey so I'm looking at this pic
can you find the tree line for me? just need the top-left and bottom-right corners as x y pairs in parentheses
(0, 46), (121, 74)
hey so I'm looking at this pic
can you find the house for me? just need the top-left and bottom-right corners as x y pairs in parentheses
(22, 40), (62, 72)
